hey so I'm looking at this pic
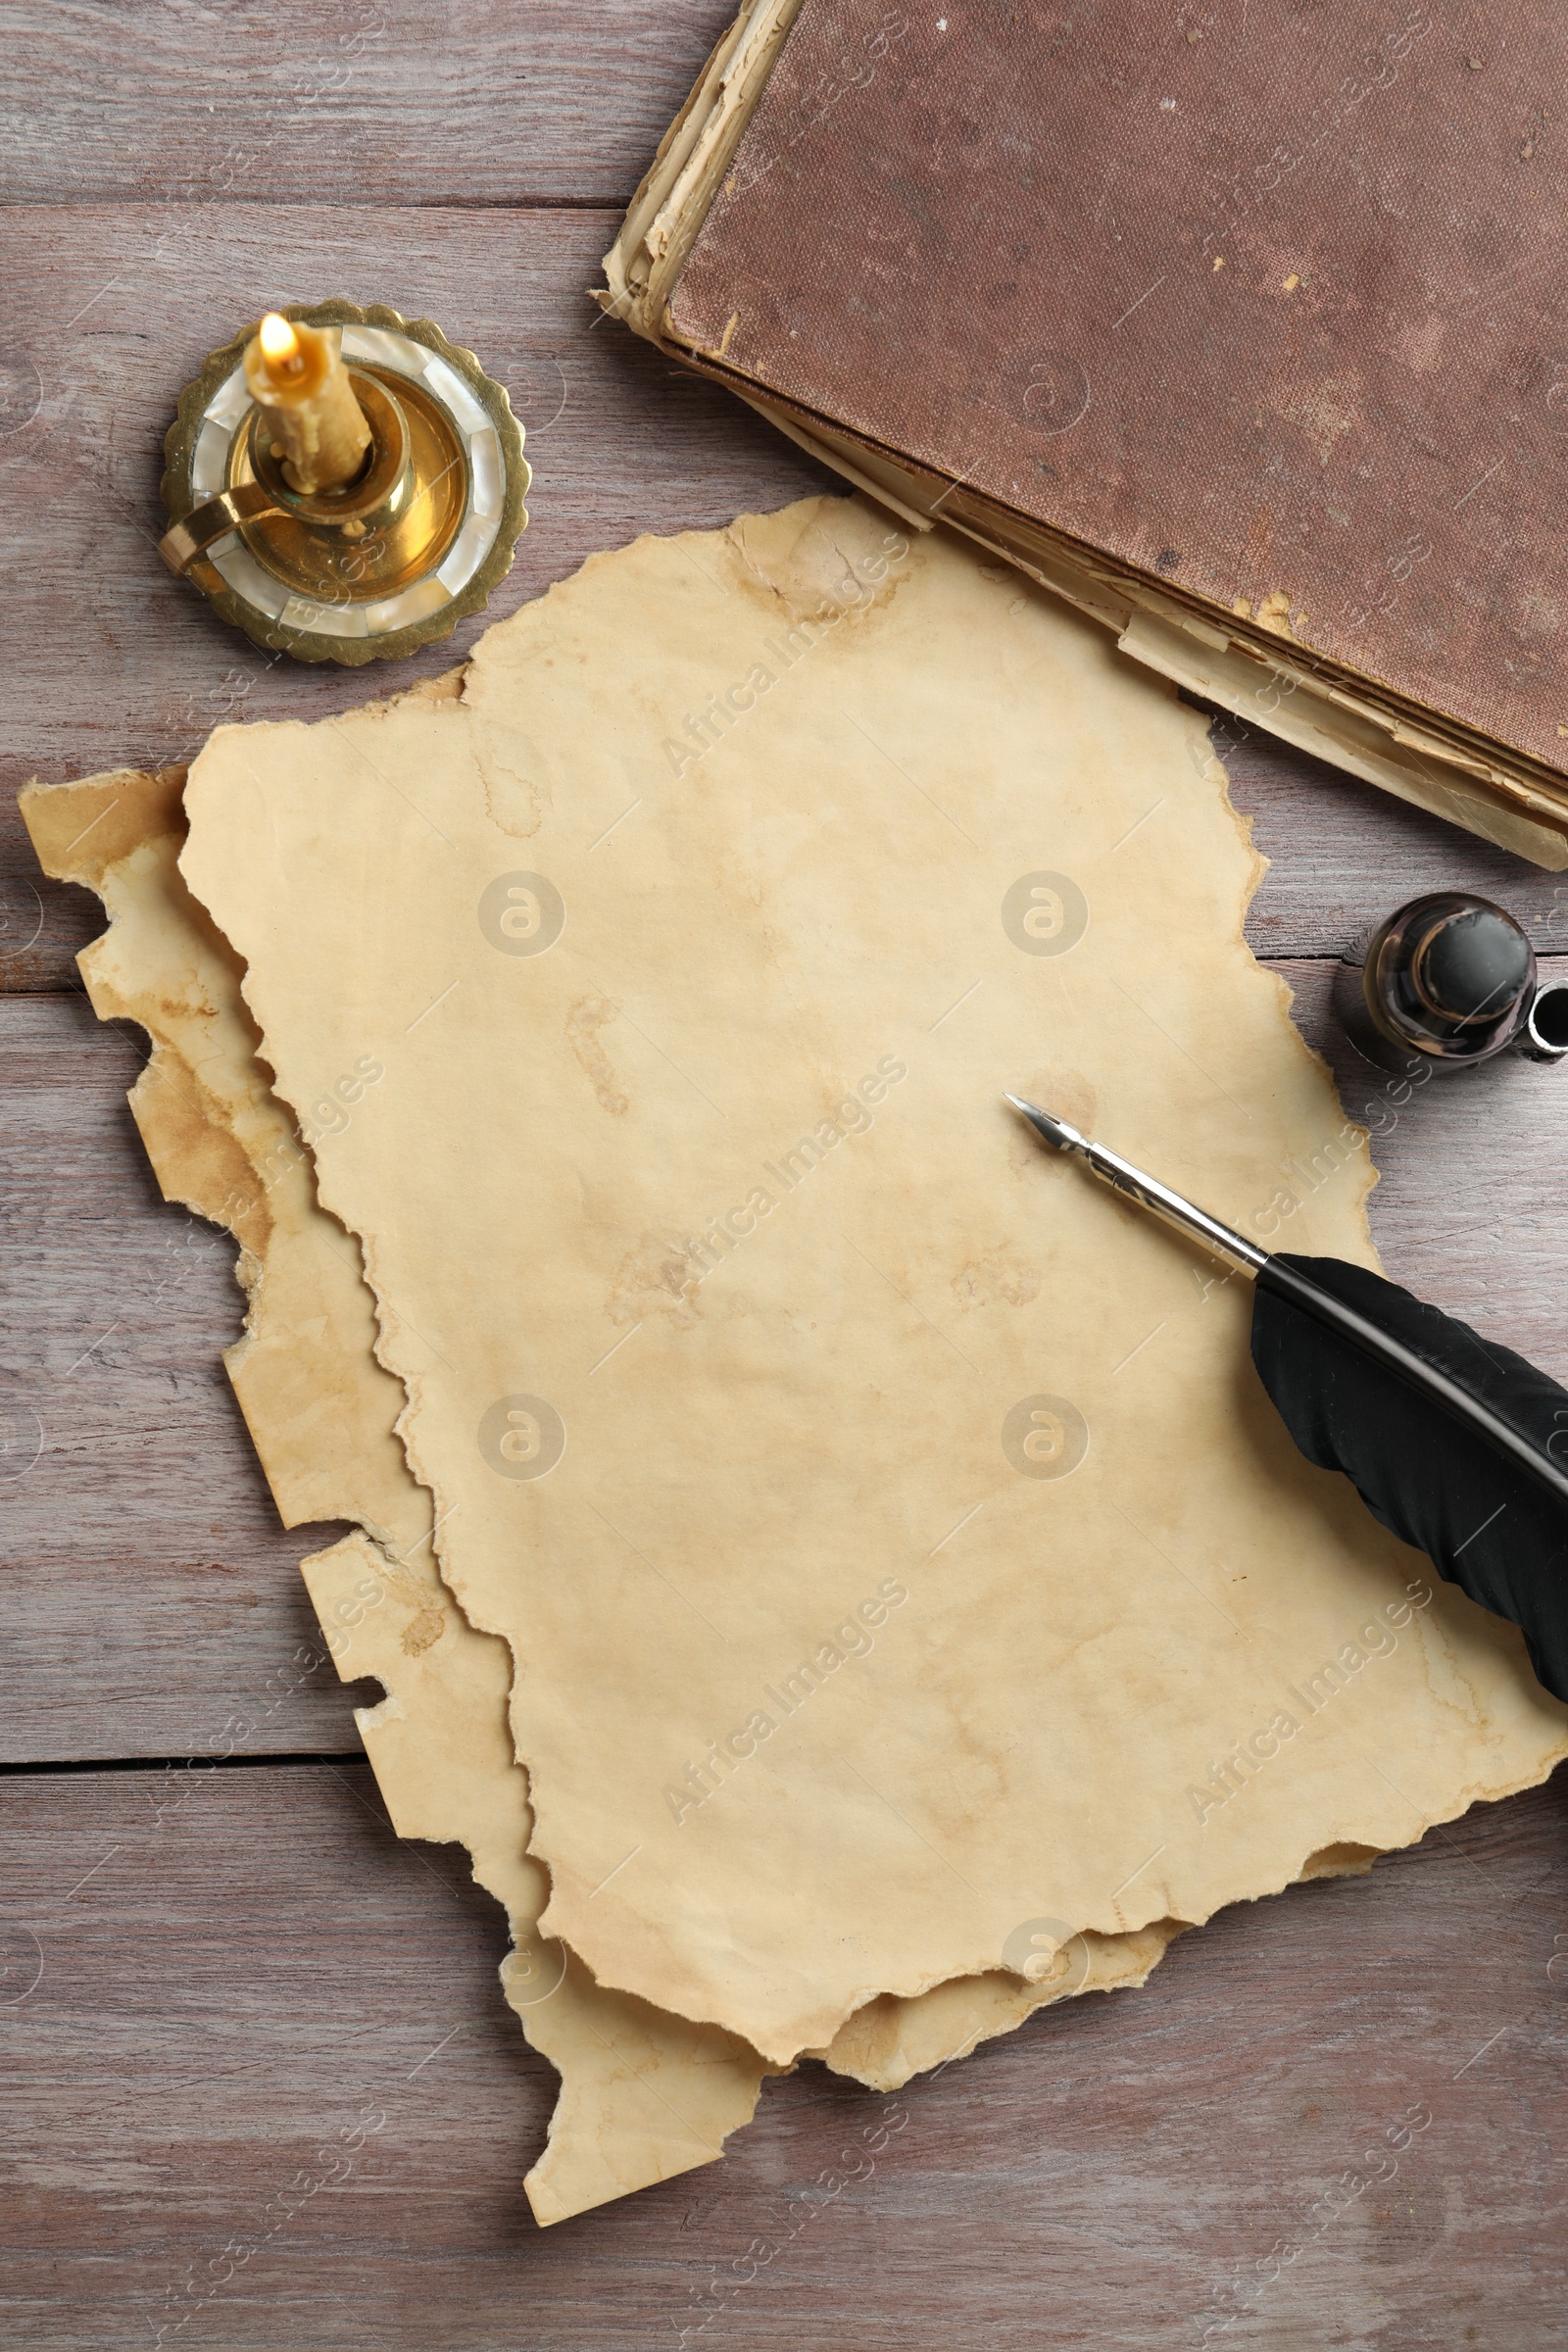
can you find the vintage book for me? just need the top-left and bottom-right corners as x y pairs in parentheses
(603, 0), (1568, 866)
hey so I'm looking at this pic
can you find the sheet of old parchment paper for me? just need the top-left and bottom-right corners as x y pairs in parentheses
(173, 495), (1568, 2065)
(24, 745), (1180, 2213)
(21, 762), (770, 2223)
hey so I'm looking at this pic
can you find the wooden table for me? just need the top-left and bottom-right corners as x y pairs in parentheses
(4, 10), (1568, 2344)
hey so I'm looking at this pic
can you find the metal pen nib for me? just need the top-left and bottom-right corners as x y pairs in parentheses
(1004, 1095), (1266, 1274)
(1003, 1097), (1568, 1512)
(1003, 1096), (1087, 1155)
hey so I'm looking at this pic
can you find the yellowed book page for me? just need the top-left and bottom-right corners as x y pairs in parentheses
(172, 496), (1568, 2068)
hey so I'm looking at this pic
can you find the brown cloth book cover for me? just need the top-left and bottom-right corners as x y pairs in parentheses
(604, 0), (1568, 865)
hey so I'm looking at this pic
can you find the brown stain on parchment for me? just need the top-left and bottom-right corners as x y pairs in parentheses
(721, 501), (912, 631)
(132, 1047), (276, 1263)
(25, 766), (280, 1264)
(20, 764), (187, 894)
(400, 1603), (447, 1656)
(475, 735), (544, 837)
(566, 996), (628, 1113)
(953, 1252), (1042, 1310)
(608, 1232), (703, 1330)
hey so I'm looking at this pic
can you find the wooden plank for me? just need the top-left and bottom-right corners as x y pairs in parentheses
(1280, 953), (1568, 1387)
(0, 202), (831, 763)
(1222, 710), (1568, 959)
(2, 1758), (1565, 2344)
(7, 961), (1568, 1765)
(0, 202), (833, 991)
(4, 5), (1563, 2328)
(0, 2), (737, 207)
(0, 995), (372, 1761)
(5, 207), (1566, 979)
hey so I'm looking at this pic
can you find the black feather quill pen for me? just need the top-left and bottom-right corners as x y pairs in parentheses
(1005, 1098), (1568, 1703)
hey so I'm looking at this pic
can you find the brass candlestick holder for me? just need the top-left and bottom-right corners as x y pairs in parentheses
(159, 299), (529, 666)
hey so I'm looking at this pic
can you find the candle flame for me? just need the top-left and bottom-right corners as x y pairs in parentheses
(258, 313), (304, 375)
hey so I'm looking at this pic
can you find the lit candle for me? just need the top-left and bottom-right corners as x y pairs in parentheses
(243, 312), (372, 496)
